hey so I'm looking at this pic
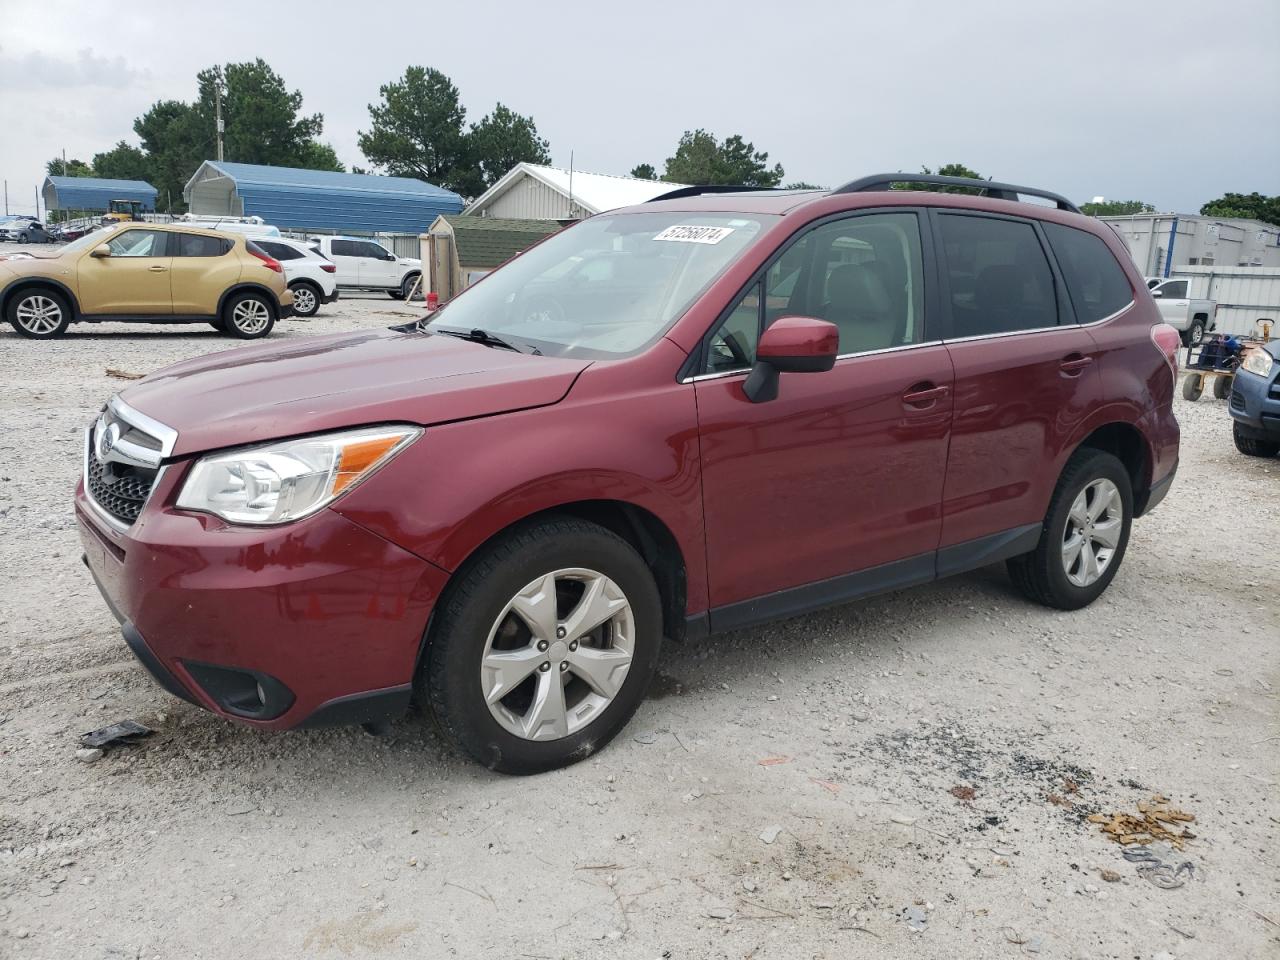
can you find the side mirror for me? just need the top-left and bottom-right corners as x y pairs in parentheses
(1151, 289), (1163, 298)
(743, 316), (839, 403)
(90, 244), (112, 258)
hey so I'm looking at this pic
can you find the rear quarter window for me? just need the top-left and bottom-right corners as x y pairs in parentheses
(1043, 223), (1134, 322)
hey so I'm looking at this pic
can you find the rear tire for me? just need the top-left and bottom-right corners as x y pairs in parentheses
(1233, 422), (1280, 458)
(7, 287), (70, 339)
(289, 281), (320, 318)
(1181, 374), (1203, 401)
(1212, 375), (1231, 400)
(221, 291), (275, 339)
(423, 517), (662, 775)
(1007, 449), (1133, 611)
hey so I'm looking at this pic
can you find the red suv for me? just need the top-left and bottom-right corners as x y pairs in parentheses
(76, 174), (1180, 773)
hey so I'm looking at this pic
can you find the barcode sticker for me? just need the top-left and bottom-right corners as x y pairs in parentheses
(653, 225), (734, 245)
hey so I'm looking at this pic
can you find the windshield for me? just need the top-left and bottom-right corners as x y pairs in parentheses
(58, 226), (116, 256)
(427, 212), (775, 358)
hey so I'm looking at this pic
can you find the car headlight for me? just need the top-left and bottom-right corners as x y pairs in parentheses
(1240, 349), (1274, 379)
(176, 425), (421, 524)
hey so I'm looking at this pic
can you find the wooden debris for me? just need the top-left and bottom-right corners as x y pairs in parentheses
(105, 368), (143, 380)
(1087, 795), (1196, 849)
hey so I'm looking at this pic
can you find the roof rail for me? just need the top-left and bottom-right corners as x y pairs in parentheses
(832, 173), (1080, 213)
(646, 184), (782, 203)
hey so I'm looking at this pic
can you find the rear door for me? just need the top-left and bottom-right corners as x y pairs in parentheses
(170, 232), (237, 315)
(76, 228), (173, 314)
(327, 239), (363, 287)
(695, 210), (954, 620)
(932, 210), (1102, 551)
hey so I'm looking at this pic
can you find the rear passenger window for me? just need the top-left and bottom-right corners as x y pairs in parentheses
(1043, 223), (1133, 322)
(937, 215), (1058, 336)
(176, 234), (230, 257)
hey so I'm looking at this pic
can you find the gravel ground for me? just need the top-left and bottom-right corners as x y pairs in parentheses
(1, 243), (1277, 959)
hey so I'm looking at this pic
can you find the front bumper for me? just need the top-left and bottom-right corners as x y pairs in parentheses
(1229, 368), (1280, 438)
(75, 472), (448, 730)
(277, 301), (295, 319)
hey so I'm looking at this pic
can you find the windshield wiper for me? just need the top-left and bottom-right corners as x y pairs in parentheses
(433, 327), (541, 355)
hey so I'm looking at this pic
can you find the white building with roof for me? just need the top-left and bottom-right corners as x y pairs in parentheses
(465, 163), (685, 220)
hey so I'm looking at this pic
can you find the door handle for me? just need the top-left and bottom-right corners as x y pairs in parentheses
(148, 265), (169, 272)
(903, 383), (950, 407)
(1060, 354), (1093, 374)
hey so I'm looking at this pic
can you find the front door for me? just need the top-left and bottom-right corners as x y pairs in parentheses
(76, 228), (172, 314)
(931, 211), (1102, 549)
(695, 211), (953, 625)
(358, 240), (399, 288)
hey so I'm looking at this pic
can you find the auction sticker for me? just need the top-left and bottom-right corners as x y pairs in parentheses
(653, 225), (735, 244)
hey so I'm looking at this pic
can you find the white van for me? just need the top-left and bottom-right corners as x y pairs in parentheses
(175, 214), (282, 239)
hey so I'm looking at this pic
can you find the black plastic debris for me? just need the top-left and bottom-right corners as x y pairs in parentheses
(80, 720), (154, 750)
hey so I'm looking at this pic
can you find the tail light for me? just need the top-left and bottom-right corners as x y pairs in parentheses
(246, 241), (282, 273)
(320, 263), (336, 273)
(1150, 322), (1181, 388)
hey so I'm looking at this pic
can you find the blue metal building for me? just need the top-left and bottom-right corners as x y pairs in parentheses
(184, 161), (464, 234)
(42, 176), (157, 213)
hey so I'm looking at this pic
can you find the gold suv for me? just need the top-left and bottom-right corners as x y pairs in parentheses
(0, 222), (294, 340)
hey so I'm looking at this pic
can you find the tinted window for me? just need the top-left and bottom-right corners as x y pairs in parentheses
(704, 212), (925, 373)
(360, 241), (392, 260)
(176, 233), (230, 257)
(1043, 223), (1133, 322)
(1156, 280), (1187, 299)
(330, 239), (361, 257)
(937, 215), (1058, 336)
(106, 230), (168, 257)
(256, 241), (303, 261)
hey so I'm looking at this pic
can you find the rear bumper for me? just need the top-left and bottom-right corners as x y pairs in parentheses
(75, 482), (448, 730)
(322, 288), (340, 304)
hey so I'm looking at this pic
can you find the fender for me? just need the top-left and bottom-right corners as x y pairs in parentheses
(0, 275), (82, 319)
(216, 282), (282, 318)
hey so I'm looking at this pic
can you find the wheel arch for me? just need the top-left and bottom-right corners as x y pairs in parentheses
(1, 276), (81, 320)
(1072, 421), (1153, 515)
(435, 499), (690, 646)
(216, 282), (281, 319)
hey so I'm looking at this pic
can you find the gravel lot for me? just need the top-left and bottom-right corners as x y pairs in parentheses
(1, 243), (1277, 959)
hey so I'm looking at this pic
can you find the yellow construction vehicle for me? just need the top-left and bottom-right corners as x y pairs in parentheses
(101, 199), (145, 224)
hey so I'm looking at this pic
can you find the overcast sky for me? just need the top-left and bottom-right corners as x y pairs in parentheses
(1, 0), (1277, 217)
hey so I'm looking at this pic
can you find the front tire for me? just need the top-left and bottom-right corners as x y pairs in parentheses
(7, 288), (70, 339)
(401, 274), (423, 301)
(222, 291), (275, 339)
(1182, 374), (1203, 401)
(424, 518), (662, 775)
(1233, 422), (1280, 458)
(289, 281), (320, 318)
(1212, 375), (1232, 400)
(1007, 449), (1133, 611)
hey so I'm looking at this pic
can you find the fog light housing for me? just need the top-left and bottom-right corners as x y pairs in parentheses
(182, 661), (295, 720)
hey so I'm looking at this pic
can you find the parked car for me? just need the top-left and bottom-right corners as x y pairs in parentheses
(1, 222), (293, 339)
(1146, 277), (1216, 346)
(1228, 339), (1280, 457)
(174, 214), (282, 239)
(251, 237), (338, 317)
(307, 235), (423, 300)
(0, 218), (53, 243)
(51, 223), (98, 242)
(76, 174), (1180, 774)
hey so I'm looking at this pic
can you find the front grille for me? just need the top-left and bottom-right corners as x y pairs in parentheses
(86, 454), (156, 524)
(84, 402), (172, 527)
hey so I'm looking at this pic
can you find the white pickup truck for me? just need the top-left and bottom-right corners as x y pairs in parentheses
(307, 236), (423, 300)
(1146, 277), (1217, 347)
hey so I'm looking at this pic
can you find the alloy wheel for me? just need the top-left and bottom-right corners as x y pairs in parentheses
(15, 295), (62, 335)
(231, 298), (271, 335)
(1061, 478), (1123, 587)
(480, 568), (635, 741)
(292, 287), (316, 315)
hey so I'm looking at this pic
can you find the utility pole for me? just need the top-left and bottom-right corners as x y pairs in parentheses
(215, 76), (225, 162)
(63, 148), (67, 177)
(3, 180), (8, 216)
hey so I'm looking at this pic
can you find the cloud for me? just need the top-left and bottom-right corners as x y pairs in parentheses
(0, 46), (149, 91)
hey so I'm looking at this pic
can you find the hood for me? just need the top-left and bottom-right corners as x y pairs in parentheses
(398, 257), (422, 267)
(119, 327), (590, 457)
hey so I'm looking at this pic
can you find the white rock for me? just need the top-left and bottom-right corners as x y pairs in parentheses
(75, 748), (103, 764)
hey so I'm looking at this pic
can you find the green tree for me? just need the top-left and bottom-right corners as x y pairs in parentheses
(133, 99), (205, 212)
(358, 67), (471, 192)
(630, 163), (658, 180)
(1199, 192), (1280, 227)
(785, 181), (823, 190)
(467, 103), (551, 194)
(45, 157), (94, 177)
(661, 129), (784, 187)
(92, 142), (151, 182)
(1079, 199), (1155, 217)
